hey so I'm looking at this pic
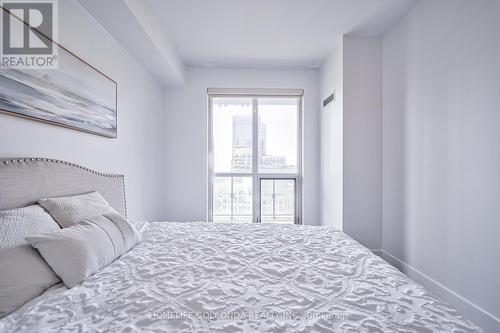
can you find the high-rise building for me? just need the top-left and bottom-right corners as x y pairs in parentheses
(231, 115), (291, 171)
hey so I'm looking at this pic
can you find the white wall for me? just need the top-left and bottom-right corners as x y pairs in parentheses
(343, 36), (383, 250)
(0, 0), (166, 221)
(382, 0), (500, 331)
(319, 46), (343, 229)
(319, 37), (383, 250)
(164, 67), (320, 224)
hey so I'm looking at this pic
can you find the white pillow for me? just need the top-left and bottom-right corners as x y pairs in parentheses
(27, 211), (141, 288)
(0, 244), (60, 318)
(0, 205), (61, 318)
(38, 191), (112, 228)
(0, 205), (60, 248)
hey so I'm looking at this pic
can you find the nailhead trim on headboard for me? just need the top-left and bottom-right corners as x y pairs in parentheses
(0, 158), (127, 217)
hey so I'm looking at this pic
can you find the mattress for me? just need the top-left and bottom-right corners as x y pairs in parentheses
(0, 222), (481, 332)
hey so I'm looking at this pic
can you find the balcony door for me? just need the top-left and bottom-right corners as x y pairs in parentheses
(208, 89), (302, 224)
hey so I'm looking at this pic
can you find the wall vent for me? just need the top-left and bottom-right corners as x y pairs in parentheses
(323, 90), (336, 107)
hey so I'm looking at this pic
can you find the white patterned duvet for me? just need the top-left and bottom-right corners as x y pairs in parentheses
(0, 222), (481, 332)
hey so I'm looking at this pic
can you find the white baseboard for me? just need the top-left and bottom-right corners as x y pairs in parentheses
(373, 249), (499, 333)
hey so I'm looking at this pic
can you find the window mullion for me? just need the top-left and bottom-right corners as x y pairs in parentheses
(272, 180), (276, 220)
(252, 98), (259, 223)
(230, 177), (234, 221)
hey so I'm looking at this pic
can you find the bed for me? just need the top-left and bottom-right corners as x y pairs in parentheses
(0, 158), (482, 332)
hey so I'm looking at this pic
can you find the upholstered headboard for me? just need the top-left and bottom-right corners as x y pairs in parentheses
(0, 158), (126, 217)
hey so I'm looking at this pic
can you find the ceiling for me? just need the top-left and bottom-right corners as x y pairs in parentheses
(78, 0), (417, 86)
(145, 0), (417, 68)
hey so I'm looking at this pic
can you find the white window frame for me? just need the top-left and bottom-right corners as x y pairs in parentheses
(207, 88), (303, 224)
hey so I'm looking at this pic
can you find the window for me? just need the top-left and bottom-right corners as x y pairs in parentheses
(260, 179), (296, 223)
(208, 89), (302, 224)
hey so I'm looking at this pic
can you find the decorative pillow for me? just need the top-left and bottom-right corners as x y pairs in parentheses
(38, 191), (112, 228)
(0, 205), (61, 318)
(0, 244), (60, 318)
(27, 211), (141, 288)
(0, 205), (60, 248)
